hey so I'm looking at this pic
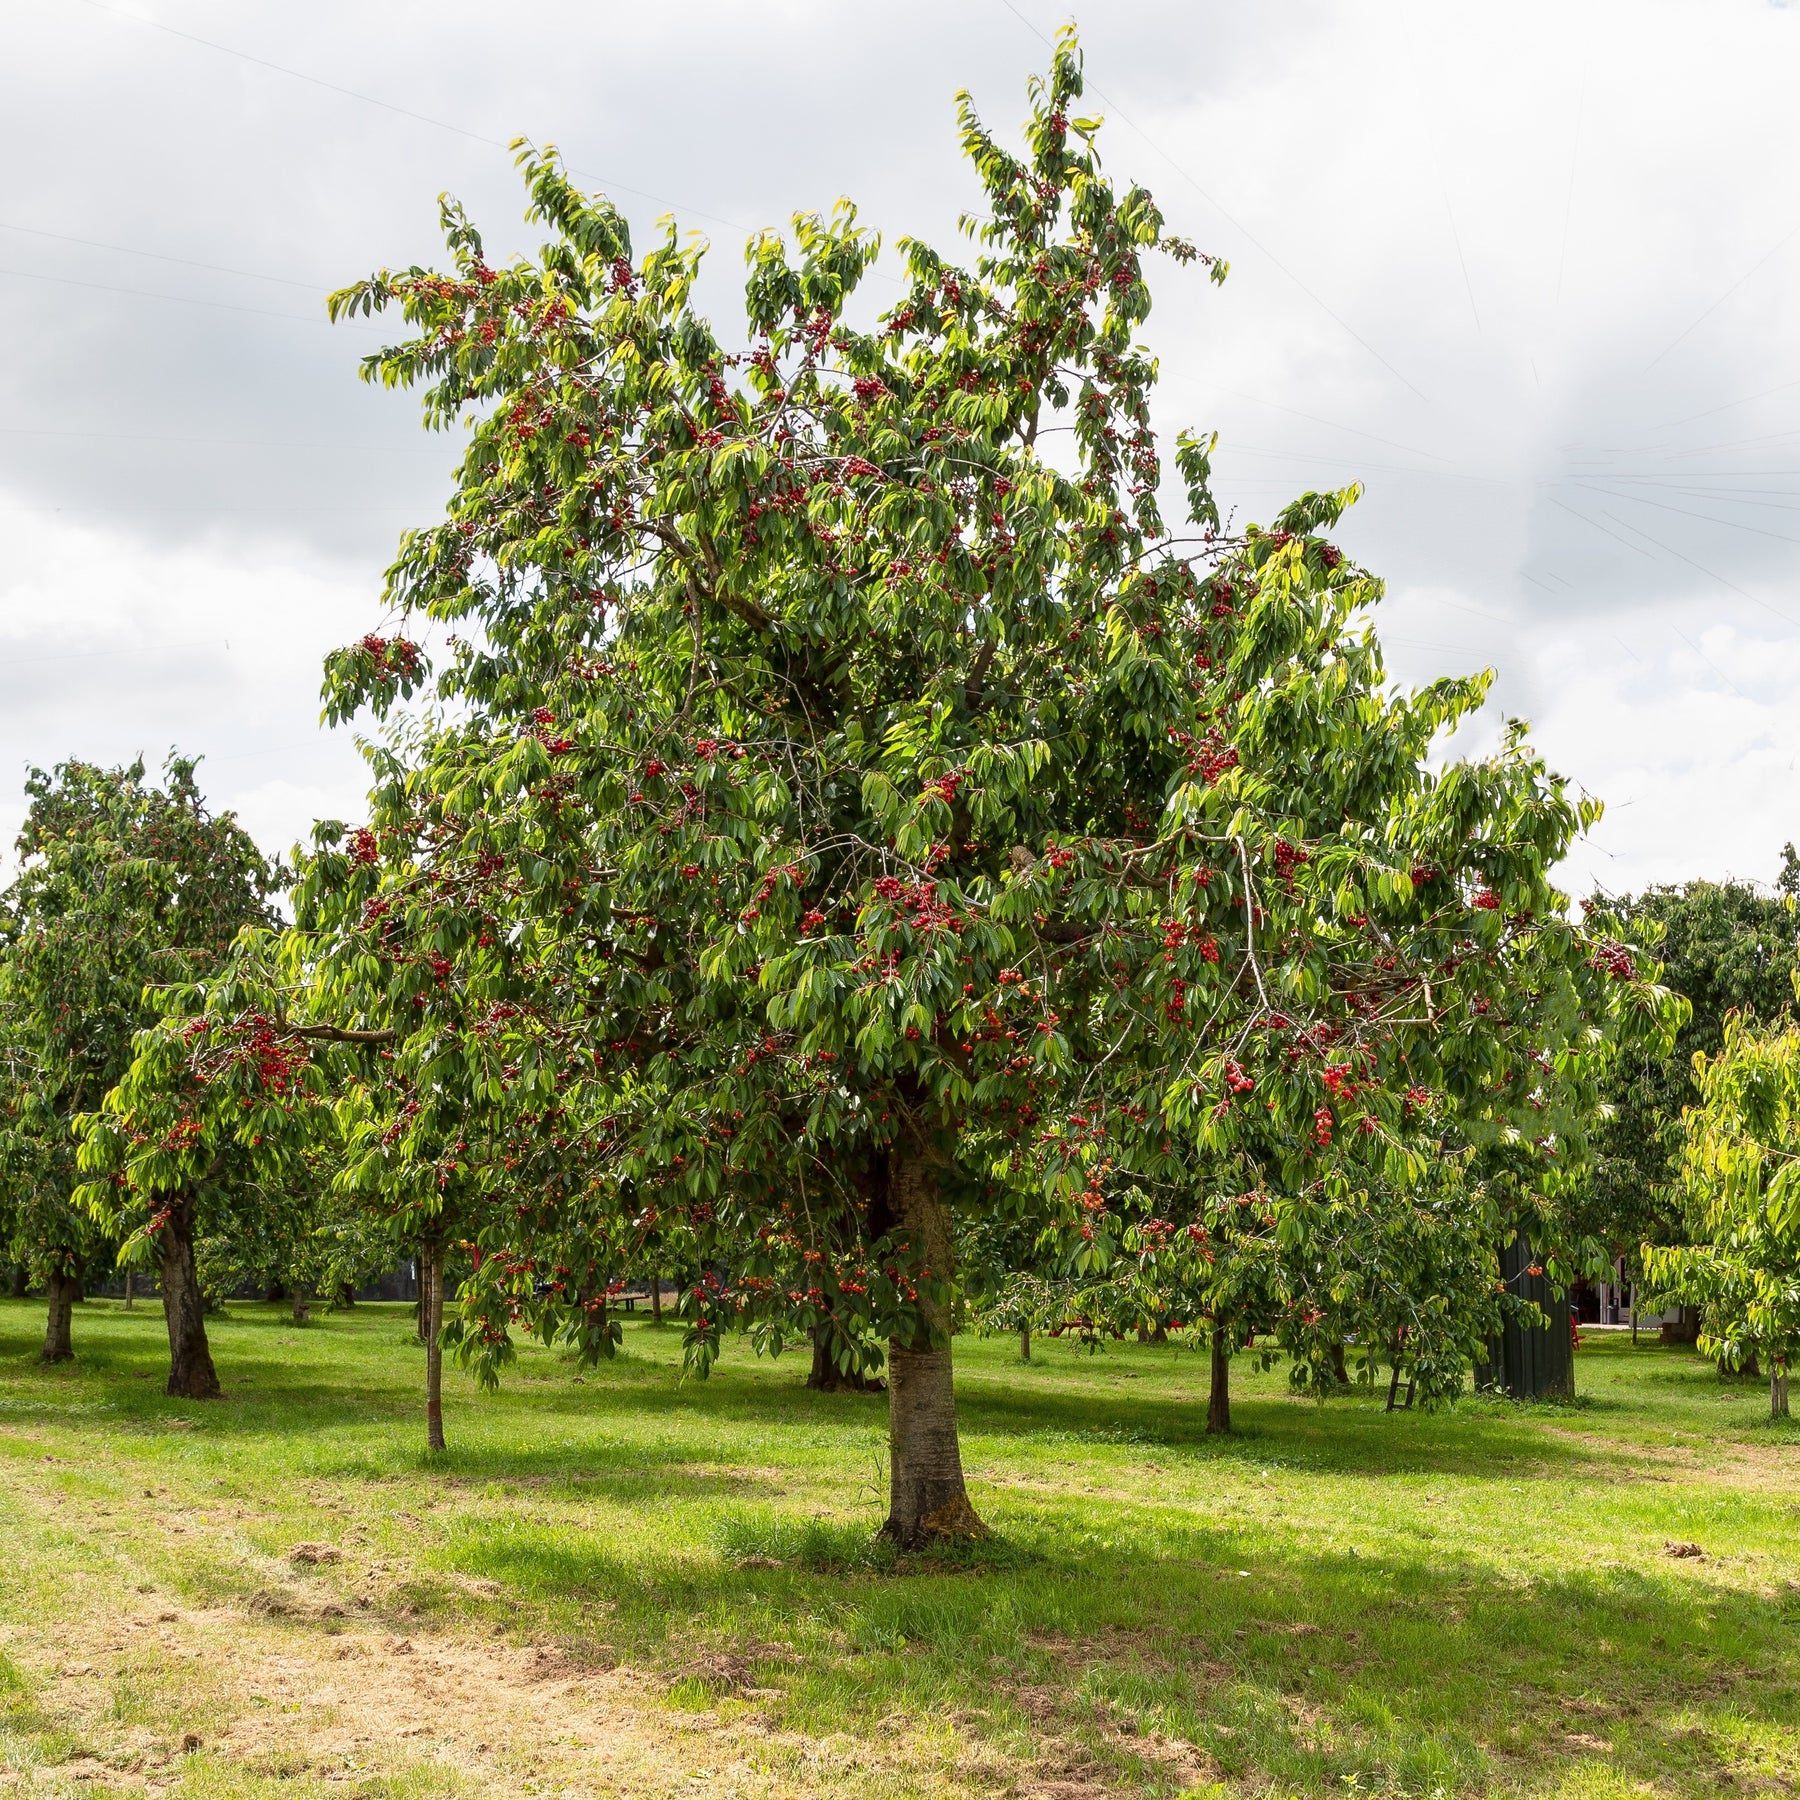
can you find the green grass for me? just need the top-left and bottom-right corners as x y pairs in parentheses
(0, 1299), (1796, 1798)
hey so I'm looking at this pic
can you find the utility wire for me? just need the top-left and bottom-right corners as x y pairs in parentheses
(1644, 217), (1800, 371)
(990, 0), (1428, 402)
(0, 264), (380, 328)
(67, 0), (756, 236)
(0, 425), (445, 452)
(1574, 481), (1800, 549)
(0, 220), (329, 290)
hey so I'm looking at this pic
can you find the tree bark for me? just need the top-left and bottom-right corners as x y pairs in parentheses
(42, 1270), (78, 1363)
(291, 1283), (311, 1325)
(124, 1270), (135, 1311)
(882, 1152), (984, 1546)
(159, 1198), (221, 1399)
(422, 1242), (446, 1453)
(8, 1263), (27, 1300)
(1774, 1359), (1791, 1422)
(1207, 1324), (1231, 1434)
(1331, 1341), (1350, 1386)
(1019, 1321), (1031, 1363)
(650, 1276), (663, 1326)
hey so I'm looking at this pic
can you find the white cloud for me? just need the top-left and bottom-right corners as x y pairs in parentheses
(1, 0), (1797, 891)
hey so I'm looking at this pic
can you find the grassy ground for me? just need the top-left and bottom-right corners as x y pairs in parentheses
(0, 1302), (1795, 1800)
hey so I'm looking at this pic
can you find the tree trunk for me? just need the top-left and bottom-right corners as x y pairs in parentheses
(423, 1243), (446, 1453)
(1386, 1364), (1402, 1412)
(291, 1284), (311, 1325)
(1630, 1296), (1638, 1346)
(336, 1282), (356, 1309)
(807, 1325), (886, 1392)
(1207, 1324), (1231, 1434)
(159, 1198), (221, 1399)
(1774, 1360), (1790, 1422)
(650, 1276), (663, 1326)
(124, 1270), (135, 1311)
(42, 1270), (78, 1363)
(1019, 1321), (1031, 1363)
(8, 1263), (26, 1300)
(882, 1153), (984, 1546)
(1331, 1341), (1350, 1386)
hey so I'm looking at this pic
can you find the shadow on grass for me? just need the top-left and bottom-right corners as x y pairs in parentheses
(0, 1299), (1642, 1492)
(415, 1486), (1799, 1799)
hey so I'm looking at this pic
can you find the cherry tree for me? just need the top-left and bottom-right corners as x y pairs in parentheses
(5, 757), (276, 1391)
(88, 33), (1669, 1533)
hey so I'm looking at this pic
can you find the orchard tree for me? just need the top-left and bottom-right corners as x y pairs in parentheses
(1644, 1012), (1800, 1420)
(104, 33), (1670, 1535)
(1, 756), (275, 1384)
(312, 31), (1670, 1539)
(1573, 874), (1797, 1298)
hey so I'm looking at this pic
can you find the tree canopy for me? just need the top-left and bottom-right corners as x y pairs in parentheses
(72, 32), (1676, 1530)
(3, 755), (276, 1379)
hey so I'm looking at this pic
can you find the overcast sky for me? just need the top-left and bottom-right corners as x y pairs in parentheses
(4, 0), (1798, 898)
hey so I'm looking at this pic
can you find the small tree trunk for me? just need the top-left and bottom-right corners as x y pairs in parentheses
(807, 1325), (885, 1393)
(882, 1152), (984, 1546)
(1331, 1341), (1350, 1386)
(124, 1270), (135, 1311)
(336, 1282), (356, 1309)
(159, 1198), (221, 1399)
(42, 1271), (79, 1363)
(423, 1243), (446, 1453)
(1774, 1360), (1791, 1421)
(291, 1283), (311, 1325)
(1630, 1296), (1638, 1346)
(650, 1276), (663, 1326)
(1386, 1365), (1402, 1413)
(8, 1263), (26, 1299)
(1019, 1321), (1031, 1363)
(1207, 1324), (1231, 1434)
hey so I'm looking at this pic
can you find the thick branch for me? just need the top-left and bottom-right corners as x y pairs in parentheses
(283, 1023), (400, 1045)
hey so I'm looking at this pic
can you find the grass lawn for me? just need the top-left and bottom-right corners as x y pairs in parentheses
(0, 1299), (1795, 1799)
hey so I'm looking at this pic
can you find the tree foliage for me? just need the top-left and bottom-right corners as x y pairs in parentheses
(1644, 1011), (1800, 1417)
(1, 756), (276, 1368)
(77, 33), (1675, 1505)
(1574, 874), (1795, 1274)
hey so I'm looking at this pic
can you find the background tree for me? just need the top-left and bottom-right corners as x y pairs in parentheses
(1565, 874), (1797, 1346)
(1, 756), (275, 1383)
(1644, 1011), (1800, 1420)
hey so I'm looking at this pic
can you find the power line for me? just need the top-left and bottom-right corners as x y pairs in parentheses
(1643, 217), (1800, 372)
(69, 0), (757, 237)
(1586, 501), (1800, 632)
(1654, 374), (1800, 431)
(0, 221), (329, 291)
(989, 0), (1428, 403)
(0, 425), (447, 453)
(0, 264), (384, 328)
(1156, 367), (1452, 462)
(1574, 480), (1800, 549)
